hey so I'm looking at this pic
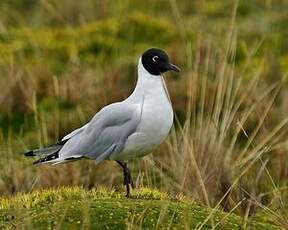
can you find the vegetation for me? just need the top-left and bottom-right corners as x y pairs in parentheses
(0, 187), (283, 229)
(0, 0), (288, 229)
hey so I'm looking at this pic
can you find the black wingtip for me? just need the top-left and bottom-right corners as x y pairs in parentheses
(24, 150), (35, 157)
(33, 159), (41, 165)
(32, 152), (59, 165)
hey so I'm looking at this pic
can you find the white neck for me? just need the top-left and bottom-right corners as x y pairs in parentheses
(126, 58), (169, 102)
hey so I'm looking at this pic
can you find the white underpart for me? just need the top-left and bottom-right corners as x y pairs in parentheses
(110, 58), (174, 160)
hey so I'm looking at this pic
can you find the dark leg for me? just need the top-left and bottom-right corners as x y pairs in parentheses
(116, 161), (134, 197)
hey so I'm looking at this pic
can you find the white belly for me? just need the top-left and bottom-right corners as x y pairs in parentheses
(113, 95), (173, 160)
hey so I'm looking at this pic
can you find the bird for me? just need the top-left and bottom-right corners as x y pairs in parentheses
(24, 48), (180, 197)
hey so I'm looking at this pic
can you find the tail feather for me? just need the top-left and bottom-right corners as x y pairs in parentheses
(33, 152), (59, 165)
(34, 154), (83, 165)
(23, 140), (68, 157)
(24, 150), (34, 157)
(23, 139), (82, 165)
(24, 145), (61, 157)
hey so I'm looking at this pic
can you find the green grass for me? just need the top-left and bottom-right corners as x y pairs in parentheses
(0, 187), (283, 229)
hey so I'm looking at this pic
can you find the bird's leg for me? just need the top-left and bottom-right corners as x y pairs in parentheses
(116, 161), (134, 197)
(127, 167), (135, 189)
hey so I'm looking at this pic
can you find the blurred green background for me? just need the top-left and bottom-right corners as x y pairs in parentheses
(0, 0), (288, 227)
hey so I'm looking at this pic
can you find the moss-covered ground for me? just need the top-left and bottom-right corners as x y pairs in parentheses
(0, 187), (283, 229)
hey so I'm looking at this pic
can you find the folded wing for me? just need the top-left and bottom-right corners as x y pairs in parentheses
(32, 102), (141, 165)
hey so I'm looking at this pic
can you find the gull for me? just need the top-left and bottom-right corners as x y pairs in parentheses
(24, 48), (180, 196)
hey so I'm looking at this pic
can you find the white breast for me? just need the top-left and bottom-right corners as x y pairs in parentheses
(112, 60), (174, 160)
(134, 93), (173, 150)
(118, 92), (173, 159)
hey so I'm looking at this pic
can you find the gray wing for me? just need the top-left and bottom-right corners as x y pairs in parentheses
(58, 102), (141, 163)
(61, 124), (89, 141)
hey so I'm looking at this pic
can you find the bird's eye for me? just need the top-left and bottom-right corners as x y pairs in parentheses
(152, 56), (159, 63)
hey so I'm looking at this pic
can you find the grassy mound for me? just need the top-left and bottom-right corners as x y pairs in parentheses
(0, 187), (282, 229)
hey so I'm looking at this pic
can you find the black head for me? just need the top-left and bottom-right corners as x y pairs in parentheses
(141, 48), (180, 75)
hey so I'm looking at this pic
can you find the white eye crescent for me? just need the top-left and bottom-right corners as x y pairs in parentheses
(152, 56), (159, 62)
